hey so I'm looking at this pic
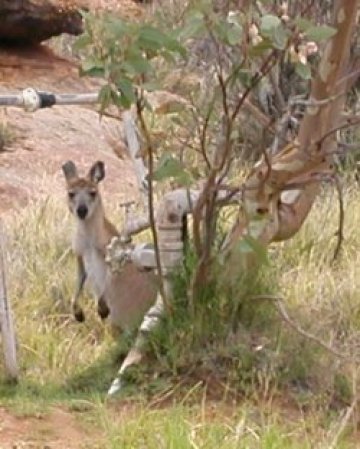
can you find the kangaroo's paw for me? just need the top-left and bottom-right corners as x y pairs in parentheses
(73, 306), (85, 322)
(97, 297), (110, 321)
(107, 377), (122, 396)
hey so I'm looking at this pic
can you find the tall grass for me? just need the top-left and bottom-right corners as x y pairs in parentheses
(1, 198), (123, 400)
(0, 181), (359, 446)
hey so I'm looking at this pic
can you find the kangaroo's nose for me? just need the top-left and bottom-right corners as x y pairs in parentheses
(77, 205), (88, 220)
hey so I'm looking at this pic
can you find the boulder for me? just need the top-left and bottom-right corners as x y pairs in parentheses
(0, 0), (83, 44)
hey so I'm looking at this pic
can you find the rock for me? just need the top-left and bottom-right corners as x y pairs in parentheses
(0, 0), (83, 44)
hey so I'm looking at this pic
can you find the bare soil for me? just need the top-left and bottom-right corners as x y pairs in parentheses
(0, 406), (96, 449)
(0, 0), (146, 215)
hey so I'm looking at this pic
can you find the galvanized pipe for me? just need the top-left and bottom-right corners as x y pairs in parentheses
(0, 88), (99, 111)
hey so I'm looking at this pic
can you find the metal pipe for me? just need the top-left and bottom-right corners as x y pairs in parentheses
(0, 94), (24, 107)
(0, 88), (99, 111)
(53, 93), (99, 105)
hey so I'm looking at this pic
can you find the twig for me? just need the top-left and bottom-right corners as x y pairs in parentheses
(231, 50), (278, 123)
(56, 246), (72, 266)
(317, 116), (360, 148)
(332, 175), (344, 262)
(198, 98), (215, 170)
(136, 96), (171, 313)
(251, 295), (349, 359)
(243, 98), (275, 132)
(289, 92), (343, 108)
(268, 69), (286, 113)
(320, 395), (359, 449)
(271, 111), (297, 155)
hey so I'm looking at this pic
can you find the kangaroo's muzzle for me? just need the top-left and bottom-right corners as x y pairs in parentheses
(77, 204), (88, 220)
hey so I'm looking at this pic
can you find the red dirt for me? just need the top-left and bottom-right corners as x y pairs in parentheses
(0, 406), (97, 448)
(0, 43), (143, 214)
(0, 0), (146, 216)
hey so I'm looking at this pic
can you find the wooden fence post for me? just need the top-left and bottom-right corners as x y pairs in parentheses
(0, 220), (18, 381)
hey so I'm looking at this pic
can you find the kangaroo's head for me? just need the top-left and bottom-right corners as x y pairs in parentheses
(62, 160), (105, 221)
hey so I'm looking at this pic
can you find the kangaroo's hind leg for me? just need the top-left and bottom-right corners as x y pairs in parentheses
(72, 256), (87, 322)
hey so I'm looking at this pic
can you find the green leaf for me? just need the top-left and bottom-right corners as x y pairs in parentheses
(106, 17), (129, 39)
(137, 26), (166, 52)
(163, 37), (187, 58)
(294, 17), (313, 32)
(81, 57), (104, 77)
(249, 38), (273, 56)
(180, 13), (206, 40)
(117, 78), (136, 108)
(305, 25), (337, 42)
(98, 85), (112, 113)
(271, 25), (289, 50)
(295, 62), (311, 80)
(213, 20), (229, 44)
(238, 235), (268, 265)
(227, 24), (243, 46)
(73, 33), (91, 51)
(260, 14), (281, 37)
(124, 50), (152, 76)
(236, 69), (252, 88)
(153, 154), (193, 186)
(259, 14), (288, 50)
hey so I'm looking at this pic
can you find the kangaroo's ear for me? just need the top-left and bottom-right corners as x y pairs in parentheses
(62, 161), (78, 183)
(88, 161), (105, 183)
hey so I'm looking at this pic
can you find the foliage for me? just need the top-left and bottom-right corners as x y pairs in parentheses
(70, 0), (359, 401)
(1, 185), (360, 445)
(74, 1), (340, 292)
(0, 120), (16, 152)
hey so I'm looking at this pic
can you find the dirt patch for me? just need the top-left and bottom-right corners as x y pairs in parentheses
(0, 43), (143, 215)
(0, 407), (96, 448)
(0, 0), (149, 215)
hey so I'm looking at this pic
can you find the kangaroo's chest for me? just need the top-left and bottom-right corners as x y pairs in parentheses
(74, 233), (107, 298)
(83, 246), (107, 297)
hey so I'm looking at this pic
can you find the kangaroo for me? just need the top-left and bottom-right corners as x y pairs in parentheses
(62, 160), (157, 332)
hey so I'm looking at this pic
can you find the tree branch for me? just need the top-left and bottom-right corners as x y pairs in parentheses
(332, 175), (345, 262)
(252, 295), (353, 360)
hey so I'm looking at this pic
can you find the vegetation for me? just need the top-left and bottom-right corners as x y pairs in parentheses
(0, 119), (16, 152)
(1, 180), (359, 446)
(74, 0), (359, 301)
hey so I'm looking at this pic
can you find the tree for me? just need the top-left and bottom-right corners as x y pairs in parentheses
(75, 0), (359, 393)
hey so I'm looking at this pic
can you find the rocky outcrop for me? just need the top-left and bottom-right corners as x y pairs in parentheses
(0, 0), (83, 44)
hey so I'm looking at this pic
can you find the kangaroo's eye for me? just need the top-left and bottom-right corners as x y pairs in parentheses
(68, 191), (75, 199)
(89, 191), (97, 199)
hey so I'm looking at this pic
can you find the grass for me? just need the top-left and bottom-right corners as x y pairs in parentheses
(0, 119), (16, 151)
(0, 181), (359, 447)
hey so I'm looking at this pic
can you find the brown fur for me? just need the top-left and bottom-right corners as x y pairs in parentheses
(62, 160), (157, 330)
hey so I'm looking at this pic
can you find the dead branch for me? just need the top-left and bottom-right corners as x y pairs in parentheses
(252, 295), (352, 360)
(318, 116), (360, 149)
(332, 175), (345, 262)
(136, 96), (171, 313)
(322, 395), (359, 449)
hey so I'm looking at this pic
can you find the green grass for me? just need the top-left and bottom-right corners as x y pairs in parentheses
(79, 397), (356, 449)
(0, 184), (359, 447)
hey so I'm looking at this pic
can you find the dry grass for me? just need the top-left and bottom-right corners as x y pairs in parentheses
(0, 178), (359, 447)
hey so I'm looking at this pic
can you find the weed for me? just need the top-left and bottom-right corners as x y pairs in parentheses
(0, 120), (16, 151)
(0, 183), (359, 446)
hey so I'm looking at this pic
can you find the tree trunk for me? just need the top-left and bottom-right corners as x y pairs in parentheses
(0, 0), (83, 44)
(226, 0), (358, 256)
